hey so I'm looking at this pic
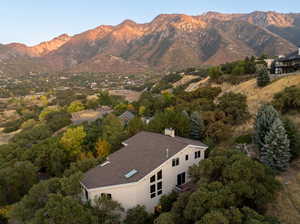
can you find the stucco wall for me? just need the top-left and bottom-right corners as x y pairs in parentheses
(84, 145), (206, 213)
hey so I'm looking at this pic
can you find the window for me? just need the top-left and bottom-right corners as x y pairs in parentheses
(158, 190), (162, 195)
(185, 154), (189, 161)
(101, 193), (112, 199)
(151, 193), (156, 198)
(150, 175), (156, 183)
(195, 151), (201, 159)
(172, 158), (179, 167)
(150, 184), (156, 193)
(157, 182), (162, 190)
(157, 170), (162, 180)
(84, 188), (89, 200)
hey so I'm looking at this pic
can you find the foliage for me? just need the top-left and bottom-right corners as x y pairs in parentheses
(2, 119), (23, 133)
(154, 212), (175, 224)
(254, 104), (280, 149)
(102, 114), (125, 150)
(44, 110), (72, 132)
(283, 117), (300, 160)
(148, 110), (190, 137)
(39, 106), (60, 121)
(189, 111), (204, 140)
(20, 119), (37, 130)
(67, 100), (85, 113)
(260, 118), (291, 171)
(0, 161), (38, 206)
(60, 126), (87, 158)
(128, 117), (145, 136)
(92, 196), (124, 224)
(124, 205), (152, 224)
(29, 194), (94, 224)
(218, 92), (249, 125)
(257, 67), (270, 87)
(95, 139), (111, 158)
(159, 191), (178, 213)
(272, 86), (300, 113)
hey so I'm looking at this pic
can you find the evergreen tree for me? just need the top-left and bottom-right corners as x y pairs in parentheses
(189, 111), (204, 140)
(256, 67), (270, 87)
(254, 104), (280, 149)
(260, 118), (291, 171)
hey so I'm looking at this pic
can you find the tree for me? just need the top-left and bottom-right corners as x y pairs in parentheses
(60, 126), (87, 158)
(124, 205), (151, 224)
(67, 100), (85, 113)
(218, 92), (249, 125)
(260, 118), (291, 171)
(208, 67), (223, 81)
(39, 106), (60, 121)
(102, 114), (125, 150)
(92, 196), (124, 224)
(272, 86), (300, 113)
(283, 118), (300, 160)
(155, 213), (175, 224)
(44, 110), (72, 132)
(159, 191), (178, 213)
(256, 67), (270, 87)
(29, 194), (94, 224)
(0, 161), (38, 206)
(254, 104), (280, 149)
(189, 112), (204, 140)
(128, 117), (145, 136)
(95, 139), (111, 158)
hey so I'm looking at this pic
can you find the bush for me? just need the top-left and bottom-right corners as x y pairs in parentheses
(235, 134), (253, 144)
(272, 86), (300, 113)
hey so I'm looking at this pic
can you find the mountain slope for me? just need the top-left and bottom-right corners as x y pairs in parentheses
(1, 11), (300, 75)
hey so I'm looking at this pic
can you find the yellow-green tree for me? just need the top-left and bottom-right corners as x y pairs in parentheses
(39, 106), (60, 121)
(60, 126), (87, 157)
(95, 139), (111, 158)
(67, 101), (85, 113)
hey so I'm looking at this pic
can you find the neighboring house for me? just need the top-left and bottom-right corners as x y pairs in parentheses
(273, 47), (300, 74)
(119, 110), (135, 124)
(81, 129), (208, 213)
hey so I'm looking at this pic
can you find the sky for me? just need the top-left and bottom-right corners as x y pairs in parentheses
(1, 0), (299, 46)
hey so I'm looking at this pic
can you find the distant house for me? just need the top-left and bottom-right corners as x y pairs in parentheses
(81, 129), (208, 212)
(274, 47), (300, 74)
(119, 111), (135, 124)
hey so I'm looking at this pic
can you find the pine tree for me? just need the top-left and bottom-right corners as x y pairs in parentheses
(256, 67), (270, 87)
(254, 104), (280, 149)
(260, 118), (291, 171)
(189, 111), (204, 140)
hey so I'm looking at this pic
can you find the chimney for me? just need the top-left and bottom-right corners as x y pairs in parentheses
(164, 128), (175, 137)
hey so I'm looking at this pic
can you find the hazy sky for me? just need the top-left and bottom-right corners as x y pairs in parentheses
(1, 0), (299, 46)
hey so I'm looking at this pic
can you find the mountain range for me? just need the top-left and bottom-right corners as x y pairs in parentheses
(1, 11), (300, 75)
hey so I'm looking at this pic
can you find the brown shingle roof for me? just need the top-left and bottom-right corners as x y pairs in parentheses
(81, 131), (207, 189)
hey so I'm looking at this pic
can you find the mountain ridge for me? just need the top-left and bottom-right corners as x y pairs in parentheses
(1, 11), (300, 75)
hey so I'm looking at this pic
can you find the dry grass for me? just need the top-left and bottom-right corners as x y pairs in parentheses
(109, 89), (141, 102)
(267, 159), (300, 224)
(214, 74), (300, 115)
(0, 128), (20, 145)
(173, 75), (199, 88)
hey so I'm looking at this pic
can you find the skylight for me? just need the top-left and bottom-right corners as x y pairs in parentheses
(124, 169), (138, 178)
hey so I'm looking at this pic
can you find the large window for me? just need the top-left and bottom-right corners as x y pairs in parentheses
(150, 175), (156, 183)
(172, 158), (179, 167)
(150, 170), (163, 198)
(195, 151), (201, 159)
(157, 170), (162, 180)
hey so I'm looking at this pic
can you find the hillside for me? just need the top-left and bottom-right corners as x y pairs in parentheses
(215, 74), (300, 114)
(1, 11), (300, 75)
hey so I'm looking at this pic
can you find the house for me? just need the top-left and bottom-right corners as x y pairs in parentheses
(80, 129), (208, 213)
(118, 110), (135, 124)
(273, 47), (300, 74)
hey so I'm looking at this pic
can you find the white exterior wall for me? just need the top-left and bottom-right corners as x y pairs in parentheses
(83, 145), (206, 213)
